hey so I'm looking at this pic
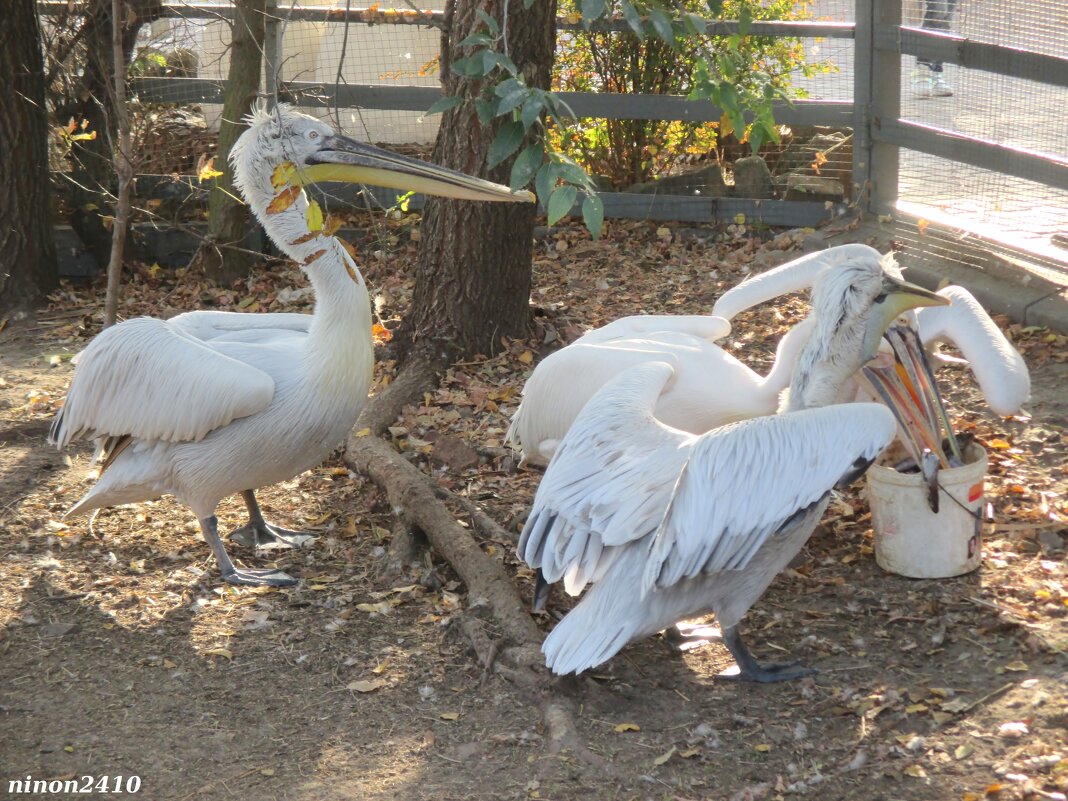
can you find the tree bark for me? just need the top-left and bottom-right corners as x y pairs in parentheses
(398, 0), (557, 360)
(193, 0), (266, 286)
(0, 0), (58, 313)
(59, 0), (162, 270)
(103, 0), (135, 328)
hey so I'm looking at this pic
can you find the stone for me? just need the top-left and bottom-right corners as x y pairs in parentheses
(784, 174), (846, 203)
(732, 155), (774, 199)
(623, 164), (729, 197)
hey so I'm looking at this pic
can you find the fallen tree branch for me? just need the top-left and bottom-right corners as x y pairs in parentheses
(344, 356), (610, 769)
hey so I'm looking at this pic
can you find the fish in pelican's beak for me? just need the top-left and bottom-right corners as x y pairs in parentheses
(858, 284), (962, 509)
(295, 134), (536, 204)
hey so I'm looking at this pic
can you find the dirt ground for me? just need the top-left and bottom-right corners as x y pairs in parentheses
(1, 219), (1066, 801)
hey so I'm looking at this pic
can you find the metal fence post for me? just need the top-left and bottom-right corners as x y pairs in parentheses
(870, 0), (902, 215)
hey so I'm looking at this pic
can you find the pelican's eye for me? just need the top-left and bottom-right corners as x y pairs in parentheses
(307, 130), (320, 141)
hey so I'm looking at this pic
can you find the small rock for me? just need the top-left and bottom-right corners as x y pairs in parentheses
(427, 434), (479, 472)
(40, 622), (78, 638)
(784, 174), (846, 203)
(732, 155), (774, 199)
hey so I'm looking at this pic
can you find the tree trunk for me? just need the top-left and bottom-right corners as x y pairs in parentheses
(0, 0), (58, 313)
(61, 0), (162, 270)
(399, 0), (557, 360)
(103, 0), (135, 328)
(193, 0), (266, 286)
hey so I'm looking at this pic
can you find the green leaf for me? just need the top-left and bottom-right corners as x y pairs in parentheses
(494, 79), (529, 117)
(425, 95), (463, 115)
(520, 95), (545, 130)
(534, 161), (558, 209)
(450, 56), (482, 77)
(648, 8), (675, 46)
(487, 121), (525, 169)
(581, 193), (604, 239)
(738, 4), (753, 36)
(547, 184), (578, 227)
(474, 98), (497, 125)
(475, 9), (499, 36)
(580, 0), (607, 24)
(457, 32), (493, 48)
(620, 3), (645, 38)
(509, 143), (543, 190)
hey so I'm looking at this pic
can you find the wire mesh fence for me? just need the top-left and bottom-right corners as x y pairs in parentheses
(894, 0), (1068, 276)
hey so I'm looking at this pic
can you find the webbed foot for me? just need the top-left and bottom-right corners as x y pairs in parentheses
(221, 566), (298, 588)
(230, 521), (316, 551)
(718, 624), (817, 683)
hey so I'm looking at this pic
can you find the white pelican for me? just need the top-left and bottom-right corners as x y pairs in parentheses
(517, 258), (949, 679)
(51, 104), (533, 587)
(506, 246), (1029, 465)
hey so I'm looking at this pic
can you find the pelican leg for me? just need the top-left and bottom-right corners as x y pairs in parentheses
(229, 490), (316, 551)
(717, 625), (816, 683)
(532, 569), (553, 613)
(663, 622), (723, 653)
(200, 515), (297, 587)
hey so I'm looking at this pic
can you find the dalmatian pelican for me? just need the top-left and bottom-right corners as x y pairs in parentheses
(51, 104), (533, 587)
(506, 246), (1028, 465)
(517, 256), (949, 680)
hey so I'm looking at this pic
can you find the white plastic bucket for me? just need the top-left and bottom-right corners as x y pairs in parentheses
(867, 443), (988, 578)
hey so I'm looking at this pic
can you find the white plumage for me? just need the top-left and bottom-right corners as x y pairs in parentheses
(518, 257), (945, 679)
(506, 245), (1029, 464)
(52, 105), (531, 586)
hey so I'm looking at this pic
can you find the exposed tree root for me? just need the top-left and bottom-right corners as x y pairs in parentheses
(344, 357), (609, 771)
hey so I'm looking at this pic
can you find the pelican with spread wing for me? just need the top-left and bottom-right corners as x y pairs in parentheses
(51, 105), (532, 587)
(518, 256), (948, 680)
(506, 245), (1028, 466)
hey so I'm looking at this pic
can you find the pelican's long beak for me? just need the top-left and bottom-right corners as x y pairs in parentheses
(862, 276), (949, 362)
(298, 134), (535, 203)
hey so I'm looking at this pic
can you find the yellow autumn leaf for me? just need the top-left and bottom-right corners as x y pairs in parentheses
(271, 161), (298, 189)
(439, 712), (459, 721)
(904, 764), (927, 778)
(346, 679), (386, 693)
(517, 350), (534, 365)
(203, 647), (233, 660)
(955, 743), (974, 760)
(372, 323), (393, 344)
(917, 218), (929, 236)
(679, 747), (701, 759)
(734, 213), (746, 225)
(323, 213), (343, 237)
(266, 186), (302, 215)
(306, 199), (324, 232)
(987, 438), (1012, 450)
(962, 793), (981, 801)
(720, 112), (734, 138)
(653, 746), (676, 766)
(754, 744), (772, 753)
(614, 722), (640, 733)
(197, 157), (224, 182)
(163, 658), (177, 669)
(1003, 660), (1028, 672)
(905, 703), (929, 714)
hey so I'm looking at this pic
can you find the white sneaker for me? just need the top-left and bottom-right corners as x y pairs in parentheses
(932, 75), (953, 96)
(911, 71), (934, 98)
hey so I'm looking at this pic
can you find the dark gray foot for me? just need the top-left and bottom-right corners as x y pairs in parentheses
(718, 625), (816, 683)
(229, 521), (316, 551)
(663, 622), (723, 653)
(532, 569), (552, 613)
(221, 566), (298, 588)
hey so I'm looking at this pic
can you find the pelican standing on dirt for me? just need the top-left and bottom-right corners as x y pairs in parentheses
(517, 257), (949, 679)
(506, 246), (1028, 465)
(51, 105), (532, 587)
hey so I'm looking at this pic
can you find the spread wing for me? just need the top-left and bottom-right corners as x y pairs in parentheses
(51, 317), (275, 447)
(644, 403), (897, 592)
(517, 362), (696, 596)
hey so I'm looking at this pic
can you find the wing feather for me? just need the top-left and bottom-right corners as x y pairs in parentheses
(517, 362), (695, 595)
(51, 317), (275, 447)
(644, 403), (897, 593)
